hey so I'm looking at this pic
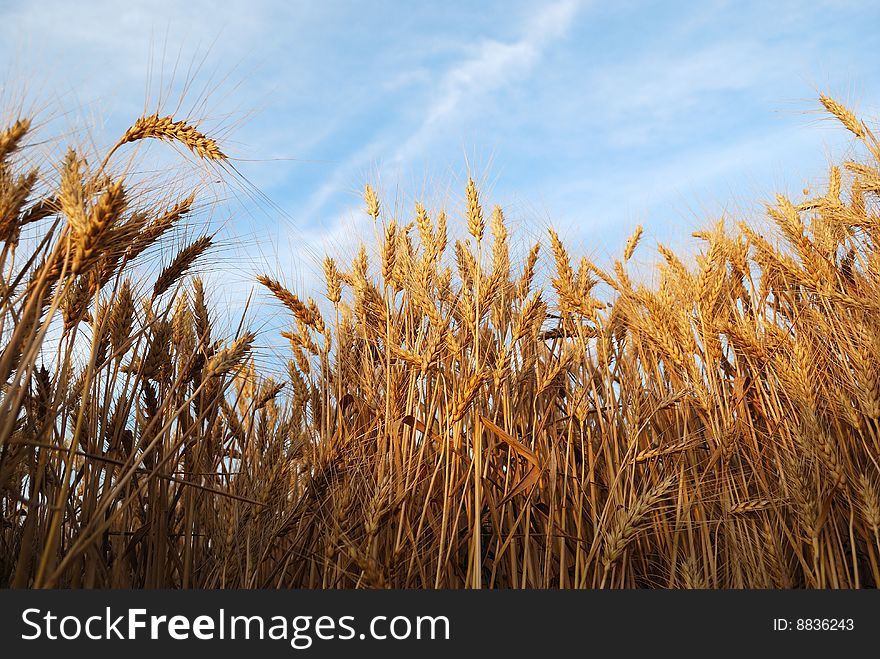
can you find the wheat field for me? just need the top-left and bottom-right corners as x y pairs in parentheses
(1, 96), (879, 588)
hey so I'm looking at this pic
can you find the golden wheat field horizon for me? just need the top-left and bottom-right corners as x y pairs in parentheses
(1, 93), (879, 589)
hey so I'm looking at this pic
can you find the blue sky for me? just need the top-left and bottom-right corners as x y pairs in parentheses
(1, 0), (879, 321)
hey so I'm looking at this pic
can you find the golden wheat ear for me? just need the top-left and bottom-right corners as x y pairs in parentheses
(112, 113), (226, 161)
(0, 118), (31, 161)
(820, 95), (866, 140)
(152, 235), (213, 299)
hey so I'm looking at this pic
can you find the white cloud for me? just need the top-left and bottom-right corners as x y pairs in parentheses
(290, 0), (583, 267)
(390, 0), (582, 165)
